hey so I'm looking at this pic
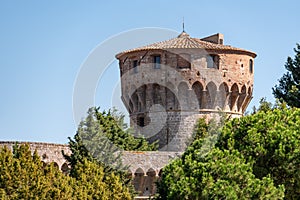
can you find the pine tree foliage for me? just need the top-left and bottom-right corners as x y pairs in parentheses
(273, 43), (300, 107)
(64, 107), (157, 173)
(0, 144), (132, 200)
(156, 105), (300, 199)
(63, 107), (156, 197)
(94, 107), (157, 151)
(217, 106), (300, 199)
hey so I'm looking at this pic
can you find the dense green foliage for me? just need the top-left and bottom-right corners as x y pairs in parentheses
(156, 106), (300, 199)
(93, 107), (157, 151)
(65, 107), (156, 172)
(273, 43), (300, 107)
(63, 107), (157, 197)
(0, 144), (132, 200)
(156, 147), (284, 199)
(64, 107), (157, 175)
(217, 107), (300, 199)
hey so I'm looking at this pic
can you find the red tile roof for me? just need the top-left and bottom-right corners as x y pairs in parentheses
(116, 32), (256, 58)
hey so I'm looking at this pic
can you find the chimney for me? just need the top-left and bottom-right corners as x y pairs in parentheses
(201, 33), (224, 45)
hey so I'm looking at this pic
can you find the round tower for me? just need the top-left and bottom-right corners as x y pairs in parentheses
(116, 31), (256, 151)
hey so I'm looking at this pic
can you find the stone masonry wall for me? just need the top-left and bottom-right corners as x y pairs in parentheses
(118, 48), (255, 151)
(0, 141), (181, 197)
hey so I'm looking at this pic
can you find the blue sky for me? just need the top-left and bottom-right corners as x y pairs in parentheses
(0, 1), (299, 144)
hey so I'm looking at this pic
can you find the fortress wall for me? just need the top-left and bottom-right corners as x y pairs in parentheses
(0, 141), (181, 197)
(0, 141), (71, 169)
(0, 141), (180, 175)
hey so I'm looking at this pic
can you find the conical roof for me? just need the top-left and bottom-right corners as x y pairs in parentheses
(116, 31), (256, 58)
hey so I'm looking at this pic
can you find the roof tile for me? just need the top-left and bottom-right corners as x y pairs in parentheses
(116, 32), (256, 58)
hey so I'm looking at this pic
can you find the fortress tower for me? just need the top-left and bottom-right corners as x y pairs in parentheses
(116, 31), (256, 151)
(0, 31), (257, 199)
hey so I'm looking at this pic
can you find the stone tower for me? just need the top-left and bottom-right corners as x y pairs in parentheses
(116, 31), (256, 151)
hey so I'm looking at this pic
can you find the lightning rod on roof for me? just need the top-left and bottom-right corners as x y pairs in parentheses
(182, 17), (185, 32)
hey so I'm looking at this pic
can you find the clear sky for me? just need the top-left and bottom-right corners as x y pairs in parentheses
(0, 1), (299, 144)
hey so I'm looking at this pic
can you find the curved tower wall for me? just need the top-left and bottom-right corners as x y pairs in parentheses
(117, 33), (256, 151)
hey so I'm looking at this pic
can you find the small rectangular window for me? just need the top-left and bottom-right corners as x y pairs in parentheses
(207, 55), (214, 68)
(207, 55), (219, 69)
(133, 60), (138, 73)
(154, 56), (161, 69)
(249, 59), (253, 74)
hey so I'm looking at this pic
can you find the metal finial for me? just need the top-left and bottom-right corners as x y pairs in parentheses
(182, 17), (185, 32)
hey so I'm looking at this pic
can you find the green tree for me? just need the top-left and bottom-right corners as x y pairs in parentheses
(0, 144), (74, 199)
(0, 144), (133, 200)
(94, 107), (157, 151)
(156, 106), (300, 199)
(156, 145), (284, 199)
(251, 97), (273, 114)
(64, 107), (157, 173)
(217, 107), (300, 199)
(71, 159), (132, 200)
(273, 43), (300, 107)
(64, 107), (157, 197)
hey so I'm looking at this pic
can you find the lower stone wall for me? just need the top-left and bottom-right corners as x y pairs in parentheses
(122, 151), (182, 196)
(0, 141), (71, 170)
(0, 141), (182, 198)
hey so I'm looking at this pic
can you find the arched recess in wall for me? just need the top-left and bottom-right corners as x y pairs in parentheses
(153, 83), (162, 105)
(230, 83), (239, 112)
(139, 85), (147, 111)
(133, 85), (146, 112)
(248, 87), (252, 98)
(61, 163), (70, 174)
(138, 101), (142, 112)
(237, 85), (247, 112)
(129, 85), (137, 113)
(144, 168), (157, 196)
(166, 82), (177, 110)
(218, 82), (229, 110)
(41, 161), (47, 168)
(158, 169), (162, 177)
(242, 86), (252, 113)
(206, 81), (217, 109)
(131, 91), (139, 113)
(127, 169), (133, 180)
(51, 162), (59, 169)
(178, 82), (189, 110)
(129, 99), (134, 113)
(133, 168), (145, 195)
(192, 81), (204, 109)
(124, 86), (133, 113)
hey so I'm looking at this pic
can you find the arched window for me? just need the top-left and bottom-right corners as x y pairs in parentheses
(249, 59), (253, 74)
